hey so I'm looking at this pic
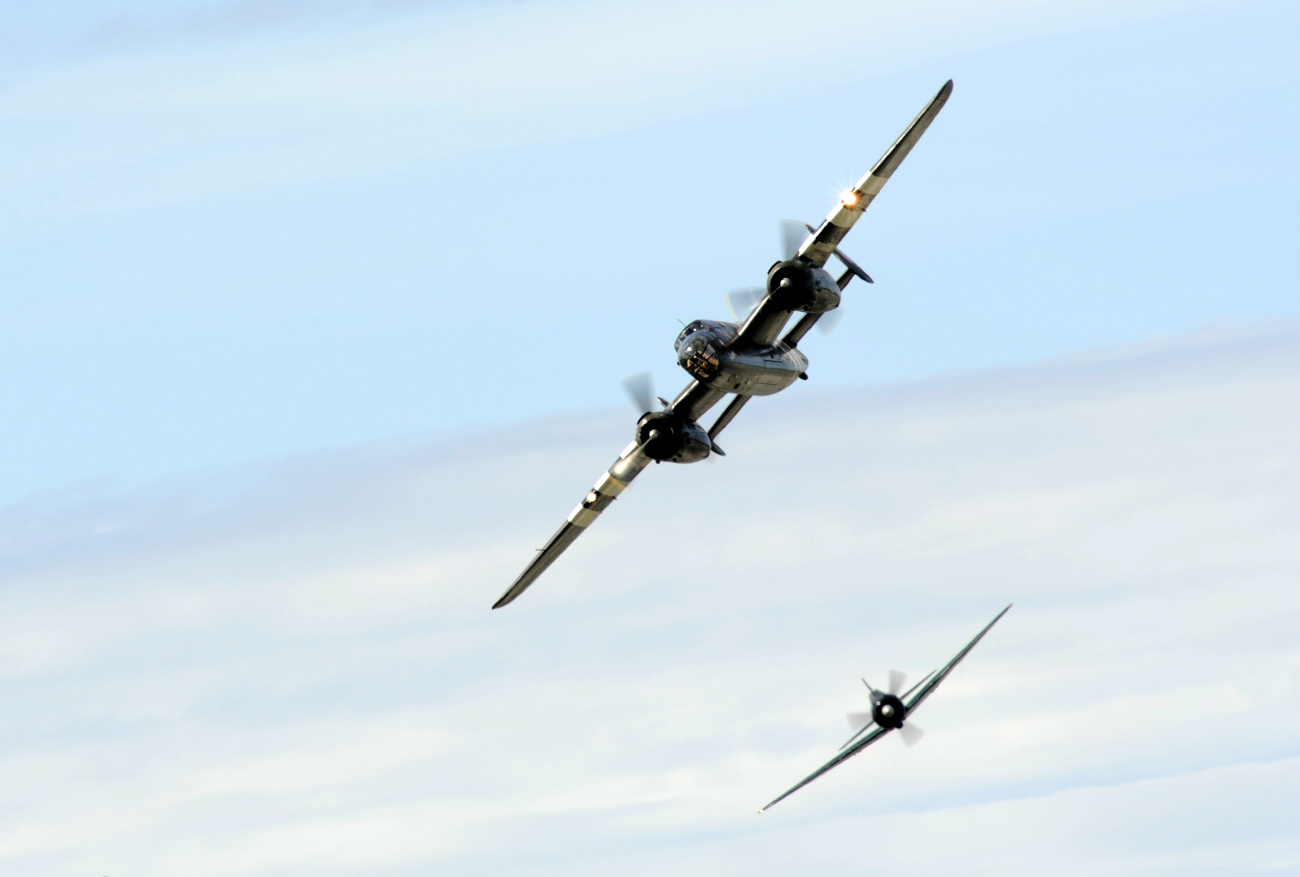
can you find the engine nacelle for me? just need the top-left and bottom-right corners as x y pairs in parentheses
(636, 411), (712, 463)
(767, 260), (841, 314)
(871, 692), (907, 730)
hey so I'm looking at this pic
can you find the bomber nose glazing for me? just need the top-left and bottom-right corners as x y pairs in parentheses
(678, 332), (721, 381)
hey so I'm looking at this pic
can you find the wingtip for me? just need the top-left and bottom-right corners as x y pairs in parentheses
(980, 603), (1012, 627)
(939, 78), (954, 97)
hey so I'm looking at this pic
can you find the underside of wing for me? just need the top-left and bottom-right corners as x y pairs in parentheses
(708, 393), (751, 440)
(492, 443), (654, 609)
(905, 604), (1011, 712)
(730, 81), (952, 352)
(492, 519), (589, 609)
(798, 80), (953, 268)
(671, 379), (729, 425)
(759, 724), (890, 812)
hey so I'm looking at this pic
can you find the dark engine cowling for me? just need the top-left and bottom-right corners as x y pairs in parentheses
(871, 693), (907, 730)
(767, 260), (841, 314)
(636, 411), (712, 463)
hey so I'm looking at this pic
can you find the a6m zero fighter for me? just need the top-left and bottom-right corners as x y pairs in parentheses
(759, 604), (1011, 812)
(493, 80), (954, 610)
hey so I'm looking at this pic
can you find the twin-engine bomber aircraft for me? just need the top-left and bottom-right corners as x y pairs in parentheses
(759, 604), (1011, 812)
(493, 80), (954, 610)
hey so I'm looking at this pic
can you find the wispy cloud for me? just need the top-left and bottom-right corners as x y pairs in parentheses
(0, 323), (1295, 874)
(80, 0), (482, 50)
(0, 0), (1230, 226)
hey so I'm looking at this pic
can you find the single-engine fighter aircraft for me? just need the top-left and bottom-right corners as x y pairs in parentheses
(493, 80), (954, 610)
(758, 604), (1011, 812)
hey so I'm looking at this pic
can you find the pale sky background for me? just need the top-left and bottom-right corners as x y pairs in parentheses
(1, 0), (1298, 873)
(1, 323), (1296, 874)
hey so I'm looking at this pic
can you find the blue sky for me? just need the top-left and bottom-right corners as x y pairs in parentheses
(2, 0), (1296, 503)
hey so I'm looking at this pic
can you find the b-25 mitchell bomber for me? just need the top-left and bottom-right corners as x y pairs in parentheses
(759, 604), (1011, 812)
(493, 80), (954, 610)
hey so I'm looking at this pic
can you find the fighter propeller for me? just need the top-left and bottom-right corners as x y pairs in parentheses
(842, 669), (928, 751)
(759, 604), (1011, 813)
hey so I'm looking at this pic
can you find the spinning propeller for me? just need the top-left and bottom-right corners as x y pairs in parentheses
(621, 372), (668, 416)
(759, 602), (1011, 814)
(724, 219), (870, 333)
(621, 371), (724, 459)
(842, 668), (926, 750)
(780, 218), (806, 263)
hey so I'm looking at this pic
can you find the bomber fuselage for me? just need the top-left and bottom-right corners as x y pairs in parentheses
(492, 78), (956, 610)
(674, 319), (809, 397)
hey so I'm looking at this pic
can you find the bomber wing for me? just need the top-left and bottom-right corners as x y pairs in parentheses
(759, 724), (891, 813)
(671, 380), (729, 426)
(733, 80), (953, 350)
(798, 79), (953, 268)
(495, 82), (955, 609)
(492, 440), (652, 609)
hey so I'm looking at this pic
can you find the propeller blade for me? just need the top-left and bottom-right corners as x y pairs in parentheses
(726, 288), (764, 320)
(888, 669), (908, 696)
(621, 372), (655, 414)
(845, 711), (874, 732)
(817, 309), (843, 336)
(839, 712), (876, 750)
(780, 219), (806, 260)
(899, 722), (924, 747)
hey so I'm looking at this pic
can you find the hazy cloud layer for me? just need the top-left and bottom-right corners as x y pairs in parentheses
(0, 323), (1296, 874)
(0, 0), (1258, 228)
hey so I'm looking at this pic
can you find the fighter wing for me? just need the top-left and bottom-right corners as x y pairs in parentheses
(492, 441), (653, 609)
(759, 723), (890, 812)
(798, 79), (953, 268)
(904, 604), (1011, 713)
(733, 80), (952, 349)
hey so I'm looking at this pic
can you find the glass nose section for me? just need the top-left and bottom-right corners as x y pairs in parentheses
(679, 334), (720, 380)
